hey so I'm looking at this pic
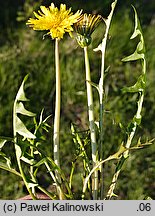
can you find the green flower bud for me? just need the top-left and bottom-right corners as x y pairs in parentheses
(76, 34), (92, 48)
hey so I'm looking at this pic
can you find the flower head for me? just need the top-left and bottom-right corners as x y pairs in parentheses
(26, 3), (82, 39)
(74, 13), (102, 48)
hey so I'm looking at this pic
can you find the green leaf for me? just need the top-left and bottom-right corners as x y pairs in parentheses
(0, 151), (6, 157)
(122, 52), (144, 62)
(122, 6), (145, 62)
(130, 6), (144, 42)
(16, 74), (29, 102)
(133, 116), (141, 125)
(15, 116), (36, 139)
(144, 196), (153, 200)
(0, 139), (7, 149)
(0, 162), (21, 177)
(0, 148), (12, 169)
(34, 158), (47, 167)
(20, 152), (36, 165)
(20, 156), (35, 165)
(0, 137), (14, 149)
(86, 80), (99, 92)
(15, 144), (22, 158)
(39, 109), (44, 125)
(16, 102), (36, 117)
(5, 157), (12, 168)
(122, 74), (146, 93)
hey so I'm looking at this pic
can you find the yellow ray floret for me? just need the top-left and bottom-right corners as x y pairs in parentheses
(26, 3), (82, 39)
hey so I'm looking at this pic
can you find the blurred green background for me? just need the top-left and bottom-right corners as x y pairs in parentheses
(0, 0), (155, 199)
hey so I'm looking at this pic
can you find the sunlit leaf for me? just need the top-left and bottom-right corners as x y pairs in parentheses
(14, 144), (22, 158)
(34, 158), (47, 167)
(15, 116), (36, 139)
(15, 74), (29, 102)
(0, 162), (21, 177)
(144, 196), (153, 200)
(122, 74), (146, 93)
(86, 80), (99, 92)
(122, 6), (145, 62)
(20, 156), (35, 165)
(122, 52), (144, 62)
(0, 139), (7, 149)
(39, 109), (44, 125)
(5, 157), (12, 168)
(133, 116), (141, 125)
(0, 151), (6, 157)
(16, 102), (36, 117)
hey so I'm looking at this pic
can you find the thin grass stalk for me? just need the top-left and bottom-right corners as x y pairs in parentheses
(53, 38), (63, 199)
(84, 46), (98, 199)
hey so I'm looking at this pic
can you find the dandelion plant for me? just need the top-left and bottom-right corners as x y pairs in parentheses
(0, 1), (154, 200)
(26, 3), (81, 199)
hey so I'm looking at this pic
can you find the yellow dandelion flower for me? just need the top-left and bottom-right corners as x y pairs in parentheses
(74, 13), (102, 47)
(26, 3), (82, 39)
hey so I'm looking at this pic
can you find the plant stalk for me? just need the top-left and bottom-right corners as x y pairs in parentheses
(44, 161), (65, 199)
(97, 0), (117, 199)
(53, 38), (63, 199)
(84, 46), (98, 199)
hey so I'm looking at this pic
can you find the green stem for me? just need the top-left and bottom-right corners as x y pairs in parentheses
(97, 0), (117, 199)
(30, 146), (35, 194)
(69, 162), (75, 189)
(53, 38), (63, 199)
(84, 46), (98, 199)
(37, 185), (56, 200)
(44, 161), (65, 199)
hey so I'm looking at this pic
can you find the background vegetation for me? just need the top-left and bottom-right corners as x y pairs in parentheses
(0, 0), (155, 199)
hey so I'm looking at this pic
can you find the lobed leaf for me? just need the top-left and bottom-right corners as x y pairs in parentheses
(15, 116), (36, 139)
(16, 102), (36, 117)
(20, 156), (35, 165)
(122, 74), (146, 93)
(122, 6), (145, 62)
(15, 74), (29, 102)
